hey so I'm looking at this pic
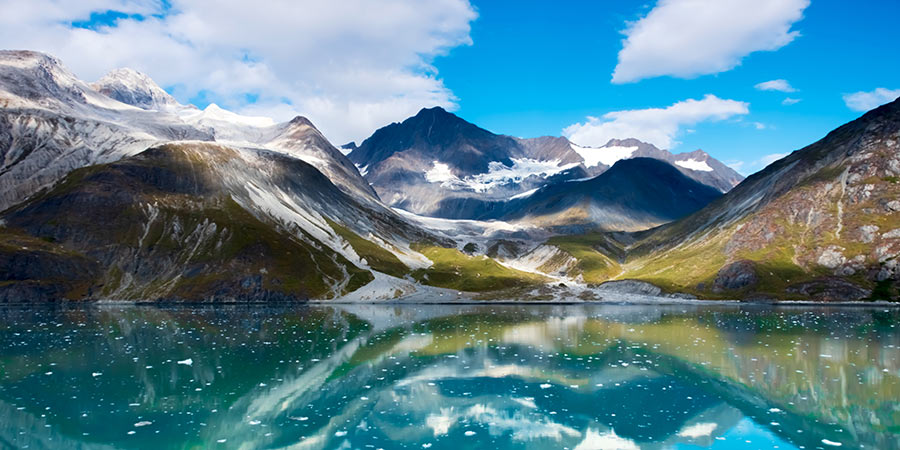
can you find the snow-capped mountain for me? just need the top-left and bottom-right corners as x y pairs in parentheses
(0, 50), (213, 211)
(347, 106), (585, 218)
(91, 67), (183, 112)
(348, 107), (743, 221)
(3, 50), (893, 302)
(486, 158), (724, 231)
(570, 138), (744, 193)
(0, 50), (451, 301)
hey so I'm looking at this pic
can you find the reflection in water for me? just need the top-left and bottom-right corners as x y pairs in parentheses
(0, 304), (897, 449)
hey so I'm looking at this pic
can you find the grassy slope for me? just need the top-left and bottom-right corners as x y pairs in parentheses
(552, 161), (900, 300)
(326, 218), (409, 278)
(410, 244), (546, 292)
(544, 233), (624, 284)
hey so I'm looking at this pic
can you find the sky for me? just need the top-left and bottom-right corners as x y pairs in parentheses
(1, 0), (898, 175)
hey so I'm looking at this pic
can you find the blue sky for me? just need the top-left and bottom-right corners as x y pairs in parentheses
(433, 0), (900, 174)
(2, 0), (898, 175)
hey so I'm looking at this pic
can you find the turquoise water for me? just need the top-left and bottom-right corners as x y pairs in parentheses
(0, 304), (898, 449)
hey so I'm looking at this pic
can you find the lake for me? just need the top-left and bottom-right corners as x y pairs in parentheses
(0, 303), (897, 449)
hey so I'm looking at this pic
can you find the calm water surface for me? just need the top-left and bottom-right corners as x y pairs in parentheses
(0, 304), (898, 449)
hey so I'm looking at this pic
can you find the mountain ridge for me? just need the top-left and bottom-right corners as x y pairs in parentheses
(0, 50), (896, 302)
(349, 106), (742, 222)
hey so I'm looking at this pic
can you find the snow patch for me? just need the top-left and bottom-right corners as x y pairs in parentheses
(571, 143), (637, 167)
(394, 208), (532, 237)
(425, 159), (578, 192)
(182, 103), (276, 128)
(674, 158), (713, 172)
(510, 188), (539, 200)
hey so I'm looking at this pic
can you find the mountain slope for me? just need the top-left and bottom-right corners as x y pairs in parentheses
(569, 138), (744, 193)
(349, 106), (742, 221)
(0, 141), (441, 301)
(348, 106), (579, 216)
(557, 98), (900, 300)
(494, 158), (723, 231)
(0, 50), (213, 211)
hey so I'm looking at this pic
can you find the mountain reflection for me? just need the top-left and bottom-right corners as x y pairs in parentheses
(0, 304), (897, 449)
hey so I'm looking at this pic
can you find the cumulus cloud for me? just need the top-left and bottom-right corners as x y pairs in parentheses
(782, 97), (801, 105)
(0, 0), (477, 144)
(755, 79), (796, 92)
(612, 0), (809, 83)
(562, 94), (749, 149)
(843, 88), (900, 112)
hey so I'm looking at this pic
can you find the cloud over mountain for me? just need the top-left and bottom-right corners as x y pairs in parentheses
(0, 0), (477, 144)
(843, 88), (900, 112)
(562, 95), (749, 149)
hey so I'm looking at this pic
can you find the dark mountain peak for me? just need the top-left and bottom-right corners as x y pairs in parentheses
(415, 105), (453, 118)
(495, 157), (722, 230)
(604, 157), (685, 178)
(350, 105), (505, 172)
(404, 105), (480, 135)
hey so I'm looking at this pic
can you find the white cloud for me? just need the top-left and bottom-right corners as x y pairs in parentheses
(729, 151), (789, 176)
(612, 0), (809, 83)
(562, 94), (749, 149)
(755, 79), (796, 92)
(0, 0), (477, 144)
(782, 97), (801, 105)
(842, 88), (900, 112)
(752, 121), (766, 130)
(725, 160), (745, 172)
(759, 152), (789, 165)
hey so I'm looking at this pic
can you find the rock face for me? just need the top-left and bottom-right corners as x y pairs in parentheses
(786, 279), (872, 302)
(713, 260), (759, 292)
(595, 280), (663, 297)
(0, 140), (442, 302)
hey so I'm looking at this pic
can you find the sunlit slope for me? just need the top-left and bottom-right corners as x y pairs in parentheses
(526, 99), (900, 300)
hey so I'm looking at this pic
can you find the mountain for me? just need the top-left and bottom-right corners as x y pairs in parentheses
(90, 67), (182, 111)
(347, 106), (575, 217)
(348, 107), (742, 221)
(531, 97), (900, 301)
(571, 138), (745, 193)
(0, 50), (212, 211)
(2, 50), (897, 302)
(0, 51), (542, 302)
(0, 50), (377, 209)
(492, 158), (723, 231)
(0, 140), (451, 301)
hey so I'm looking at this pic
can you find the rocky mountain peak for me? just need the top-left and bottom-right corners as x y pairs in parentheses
(604, 137), (650, 148)
(0, 50), (86, 101)
(91, 67), (180, 110)
(288, 115), (317, 129)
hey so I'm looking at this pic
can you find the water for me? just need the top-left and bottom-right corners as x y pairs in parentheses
(0, 304), (898, 450)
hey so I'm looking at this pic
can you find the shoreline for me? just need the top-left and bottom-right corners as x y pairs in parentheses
(1, 298), (897, 308)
